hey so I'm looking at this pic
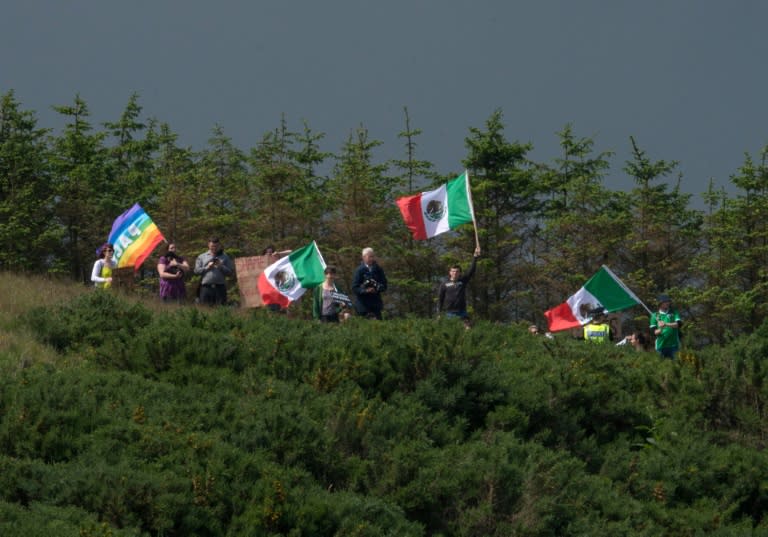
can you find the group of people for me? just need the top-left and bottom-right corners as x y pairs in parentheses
(91, 237), (235, 306)
(311, 247), (388, 322)
(91, 238), (482, 321)
(92, 238), (683, 358)
(570, 293), (683, 359)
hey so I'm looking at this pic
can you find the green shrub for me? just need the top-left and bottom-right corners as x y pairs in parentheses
(5, 291), (768, 535)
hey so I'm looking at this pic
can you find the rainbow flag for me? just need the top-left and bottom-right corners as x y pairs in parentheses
(108, 203), (165, 271)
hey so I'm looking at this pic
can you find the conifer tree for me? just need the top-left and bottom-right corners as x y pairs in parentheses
(0, 90), (57, 272)
(389, 107), (441, 317)
(620, 137), (702, 302)
(248, 116), (328, 253)
(461, 109), (539, 321)
(325, 125), (395, 284)
(192, 125), (248, 256)
(102, 93), (160, 212)
(50, 95), (110, 282)
(295, 119), (332, 181)
(153, 123), (196, 248)
(537, 125), (625, 318)
(690, 149), (768, 340)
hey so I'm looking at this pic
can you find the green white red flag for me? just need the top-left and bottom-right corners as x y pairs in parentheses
(544, 265), (646, 332)
(396, 171), (475, 240)
(257, 241), (326, 308)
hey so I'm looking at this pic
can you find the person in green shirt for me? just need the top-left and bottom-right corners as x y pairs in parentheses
(650, 294), (682, 359)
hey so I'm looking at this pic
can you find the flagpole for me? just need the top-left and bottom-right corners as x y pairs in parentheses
(465, 169), (480, 252)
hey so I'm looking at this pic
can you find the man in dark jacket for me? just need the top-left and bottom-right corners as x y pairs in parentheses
(438, 246), (481, 321)
(351, 247), (388, 319)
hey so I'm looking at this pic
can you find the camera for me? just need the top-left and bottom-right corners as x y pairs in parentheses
(164, 252), (182, 274)
(363, 278), (382, 292)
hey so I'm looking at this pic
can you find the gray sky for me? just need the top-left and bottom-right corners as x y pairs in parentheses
(3, 1), (767, 203)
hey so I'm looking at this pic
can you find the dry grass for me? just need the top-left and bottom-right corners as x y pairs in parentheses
(0, 273), (246, 375)
(0, 273), (87, 324)
(0, 273), (90, 375)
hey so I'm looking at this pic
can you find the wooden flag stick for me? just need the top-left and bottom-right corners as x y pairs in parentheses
(466, 169), (481, 252)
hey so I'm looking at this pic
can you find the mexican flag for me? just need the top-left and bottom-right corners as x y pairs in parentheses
(396, 171), (475, 240)
(257, 241), (326, 308)
(544, 265), (643, 332)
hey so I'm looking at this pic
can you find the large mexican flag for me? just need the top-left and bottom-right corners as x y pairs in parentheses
(396, 171), (475, 240)
(257, 241), (326, 308)
(544, 266), (643, 332)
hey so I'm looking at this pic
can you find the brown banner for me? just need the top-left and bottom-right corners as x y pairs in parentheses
(234, 255), (274, 308)
(112, 266), (135, 290)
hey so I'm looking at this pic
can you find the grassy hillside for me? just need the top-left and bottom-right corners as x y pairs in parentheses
(1, 274), (767, 536)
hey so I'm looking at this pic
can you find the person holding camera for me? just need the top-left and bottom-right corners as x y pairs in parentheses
(194, 237), (234, 306)
(158, 242), (191, 303)
(351, 247), (388, 320)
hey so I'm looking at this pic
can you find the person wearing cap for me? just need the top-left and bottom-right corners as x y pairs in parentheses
(649, 294), (682, 358)
(583, 313), (612, 343)
(313, 265), (349, 322)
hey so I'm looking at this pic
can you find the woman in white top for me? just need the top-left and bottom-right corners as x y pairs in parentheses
(91, 243), (117, 288)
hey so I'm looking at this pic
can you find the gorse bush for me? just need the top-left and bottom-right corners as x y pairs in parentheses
(2, 285), (768, 535)
(22, 291), (153, 354)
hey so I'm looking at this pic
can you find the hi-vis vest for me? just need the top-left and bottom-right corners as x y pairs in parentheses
(584, 322), (610, 343)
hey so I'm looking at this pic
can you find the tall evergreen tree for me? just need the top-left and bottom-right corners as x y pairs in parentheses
(50, 95), (109, 282)
(153, 123), (197, 248)
(325, 125), (395, 282)
(620, 136), (702, 303)
(461, 109), (539, 321)
(0, 90), (57, 272)
(248, 116), (328, 253)
(389, 107), (441, 317)
(689, 149), (768, 341)
(537, 125), (625, 321)
(102, 92), (160, 212)
(192, 125), (248, 256)
(295, 119), (332, 182)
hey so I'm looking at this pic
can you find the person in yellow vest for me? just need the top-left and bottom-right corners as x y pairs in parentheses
(583, 312), (612, 343)
(91, 243), (116, 289)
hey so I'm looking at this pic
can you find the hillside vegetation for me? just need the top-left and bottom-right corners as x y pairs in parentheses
(1, 274), (767, 536)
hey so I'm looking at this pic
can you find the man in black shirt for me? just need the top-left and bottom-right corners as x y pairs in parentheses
(438, 246), (481, 323)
